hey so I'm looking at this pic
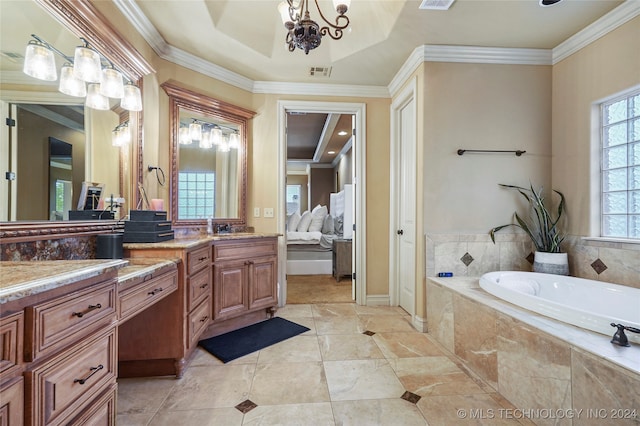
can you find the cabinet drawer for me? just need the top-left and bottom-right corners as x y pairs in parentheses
(67, 384), (117, 426)
(26, 327), (117, 426)
(119, 269), (178, 323)
(213, 238), (277, 262)
(25, 280), (117, 362)
(187, 245), (211, 275)
(0, 376), (24, 426)
(187, 267), (211, 311)
(188, 298), (211, 350)
(0, 312), (23, 380)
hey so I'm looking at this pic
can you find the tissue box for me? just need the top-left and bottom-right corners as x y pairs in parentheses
(69, 210), (114, 220)
(122, 230), (174, 243)
(124, 220), (172, 232)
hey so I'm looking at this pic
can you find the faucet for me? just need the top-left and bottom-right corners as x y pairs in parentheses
(610, 323), (640, 347)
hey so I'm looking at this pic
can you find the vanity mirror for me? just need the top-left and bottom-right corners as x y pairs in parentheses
(0, 0), (153, 240)
(162, 82), (255, 228)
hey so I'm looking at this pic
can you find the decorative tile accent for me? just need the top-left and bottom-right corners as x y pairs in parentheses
(363, 330), (376, 336)
(235, 399), (258, 413)
(590, 258), (608, 275)
(460, 252), (474, 266)
(401, 390), (421, 404)
(526, 252), (535, 264)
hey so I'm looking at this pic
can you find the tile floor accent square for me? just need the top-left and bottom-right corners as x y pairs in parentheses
(363, 330), (376, 336)
(401, 390), (421, 404)
(591, 258), (608, 274)
(235, 399), (257, 413)
(460, 252), (474, 266)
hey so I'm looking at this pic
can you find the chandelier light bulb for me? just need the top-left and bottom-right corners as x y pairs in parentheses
(58, 63), (86, 97)
(23, 40), (57, 81)
(86, 83), (110, 110)
(121, 83), (143, 112)
(200, 130), (213, 149)
(73, 45), (102, 83)
(100, 67), (124, 98)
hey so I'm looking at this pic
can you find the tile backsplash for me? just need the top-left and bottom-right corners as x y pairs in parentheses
(426, 233), (640, 289)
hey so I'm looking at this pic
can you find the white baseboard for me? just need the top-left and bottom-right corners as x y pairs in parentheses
(412, 315), (428, 332)
(365, 294), (390, 306)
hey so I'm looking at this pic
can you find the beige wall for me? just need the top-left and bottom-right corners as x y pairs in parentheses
(309, 167), (334, 208)
(423, 62), (552, 234)
(552, 16), (640, 236)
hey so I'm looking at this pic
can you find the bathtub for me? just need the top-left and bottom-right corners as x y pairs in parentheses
(479, 271), (640, 345)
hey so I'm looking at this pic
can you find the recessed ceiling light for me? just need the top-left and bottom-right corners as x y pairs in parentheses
(328, 151), (336, 155)
(338, 130), (348, 136)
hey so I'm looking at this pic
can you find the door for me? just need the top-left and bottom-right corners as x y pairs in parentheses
(394, 89), (417, 316)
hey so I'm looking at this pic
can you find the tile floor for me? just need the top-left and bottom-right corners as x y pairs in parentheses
(117, 303), (534, 425)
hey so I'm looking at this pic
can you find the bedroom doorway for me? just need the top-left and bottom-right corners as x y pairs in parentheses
(278, 101), (366, 306)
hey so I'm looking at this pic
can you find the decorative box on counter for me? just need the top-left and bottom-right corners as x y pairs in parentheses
(69, 210), (114, 220)
(123, 210), (174, 243)
(129, 210), (168, 221)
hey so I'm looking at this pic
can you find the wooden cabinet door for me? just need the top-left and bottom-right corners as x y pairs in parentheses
(248, 255), (277, 310)
(213, 260), (249, 320)
(0, 376), (23, 426)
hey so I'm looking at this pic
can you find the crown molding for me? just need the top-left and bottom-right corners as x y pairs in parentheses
(0, 89), (83, 105)
(252, 81), (389, 98)
(116, 0), (636, 99)
(388, 45), (552, 98)
(552, 0), (640, 64)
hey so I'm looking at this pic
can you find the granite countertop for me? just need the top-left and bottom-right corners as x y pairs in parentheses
(123, 232), (281, 250)
(0, 259), (127, 304)
(0, 258), (181, 304)
(117, 258), (180, 285)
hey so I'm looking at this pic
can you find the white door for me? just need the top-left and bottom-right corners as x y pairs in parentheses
(396, 95), (417, 316)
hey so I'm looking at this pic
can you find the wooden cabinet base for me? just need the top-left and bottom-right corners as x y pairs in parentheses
(118, 358), (185, 379)
(200, 308), (271, 340)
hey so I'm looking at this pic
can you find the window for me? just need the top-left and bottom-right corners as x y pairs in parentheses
(600, 89), (640, 239)
(286, 184), (301, 215)
(178, 172), (215, 219)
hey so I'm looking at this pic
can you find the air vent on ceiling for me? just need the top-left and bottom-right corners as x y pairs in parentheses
(0, 51), (24, 63)
(309, 66), (332, 77)
(419, 0), (455, 10)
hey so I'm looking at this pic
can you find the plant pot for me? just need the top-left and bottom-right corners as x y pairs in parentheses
(533, 251), (568, 275)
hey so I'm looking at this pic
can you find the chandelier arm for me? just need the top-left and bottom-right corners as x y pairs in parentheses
(30, 34), (74, 63)
(312, 0), (349, 30)
(320, 27), (344, 41)
(287, 0), (306, 22)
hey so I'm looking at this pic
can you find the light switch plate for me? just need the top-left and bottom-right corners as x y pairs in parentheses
(254, 207), (260, 217)
(264, 208), (274, 218)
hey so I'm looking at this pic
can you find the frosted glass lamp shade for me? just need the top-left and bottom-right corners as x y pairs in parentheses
(86, 83), (110, 110)
(112, 128), (124, 147)
(199, 131), (213, 149)
(73, 46), (102, 83)
(333, 0), (350, 13)
(179, 127), (192, 144)
(229, 132), (240, 149)
(189, 122), (202, 141)
(58, 64), (86, 97)
(218, 139), (230, 153)
(278, 1), (292, 25)
(211, 127), (223, 145)
(121, 83), (142, 111)
(23, 41), (57, 81)
(99, 67), (124, 98)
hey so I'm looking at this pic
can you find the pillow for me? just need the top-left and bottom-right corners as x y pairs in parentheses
(287, 211), (301, 232)
(322, 214), (334, 234)
(312, 204), (328, 219)
(297, 211), (312, 232)
(308, 213), (324, 232)
(334, 214), (344, 235)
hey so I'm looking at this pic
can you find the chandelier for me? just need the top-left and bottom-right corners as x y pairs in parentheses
(22, 34), (142, 112)
(278, 0), (351, 54)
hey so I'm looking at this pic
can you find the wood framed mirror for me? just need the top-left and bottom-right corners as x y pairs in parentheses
(0, 0), (153, 242)
(162, 82), (255, 228)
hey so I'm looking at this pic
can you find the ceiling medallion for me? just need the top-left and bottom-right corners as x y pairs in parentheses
(278, 0), (350, 54)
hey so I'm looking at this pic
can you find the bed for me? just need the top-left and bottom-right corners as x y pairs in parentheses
(286, 184), (352, 275)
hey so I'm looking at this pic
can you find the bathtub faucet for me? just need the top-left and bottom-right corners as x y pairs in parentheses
(610, 323), (640, 347)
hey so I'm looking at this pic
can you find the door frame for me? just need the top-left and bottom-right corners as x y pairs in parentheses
(389, 77), (421, 325)
(277, 100), (367, 306)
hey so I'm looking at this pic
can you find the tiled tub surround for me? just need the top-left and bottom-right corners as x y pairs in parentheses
(426, 233), (640, 288)
(426, 276), (640, 426)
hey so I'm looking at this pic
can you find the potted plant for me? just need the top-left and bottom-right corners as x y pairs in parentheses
(489, 183), (568, 275)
